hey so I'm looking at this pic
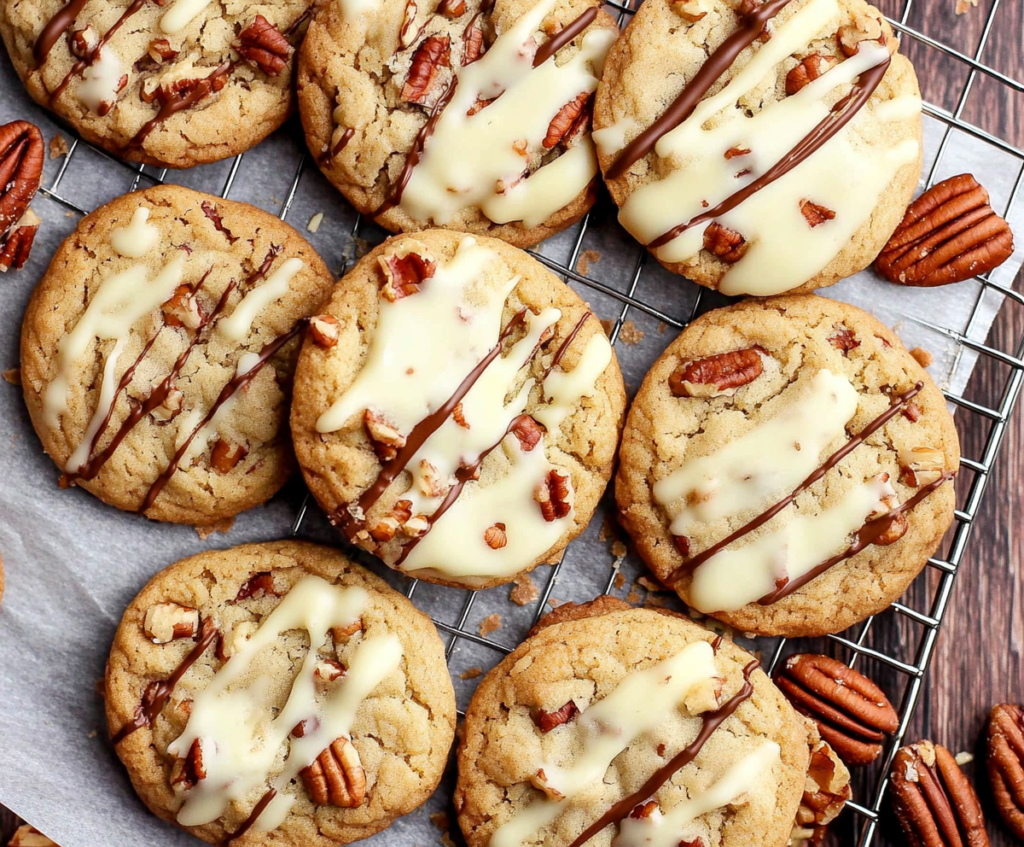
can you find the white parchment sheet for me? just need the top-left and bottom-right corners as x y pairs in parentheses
(1, 44), (1023, 847)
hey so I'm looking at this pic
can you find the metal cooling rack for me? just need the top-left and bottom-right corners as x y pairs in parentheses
(22, 0), (1024, 844)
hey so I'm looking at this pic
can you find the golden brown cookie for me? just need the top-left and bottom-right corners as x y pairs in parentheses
(1, 0), (312, 167)
(20, 185), (334, 525)
(616, 294), (959, 637)
(106, 540), (457, 846)
(297, 0), (617, 247)
(290, 229), (626, 589)
(593, 0), (923, 295)
(456, 606), (810, 847)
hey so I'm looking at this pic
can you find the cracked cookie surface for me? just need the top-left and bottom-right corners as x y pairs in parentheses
(106, 540), (457, 846)
(290, 228), (626, 589)
(20, 184), (334, 525)
(297, 0), (617, 247)
(615, 294), (959, 637)
(0, 0), (311, 167)
(456, 605), (810, 847)
(593, 0), (923, 296)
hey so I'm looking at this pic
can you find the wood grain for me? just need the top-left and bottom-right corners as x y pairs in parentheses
(2, 1), (1022, 846)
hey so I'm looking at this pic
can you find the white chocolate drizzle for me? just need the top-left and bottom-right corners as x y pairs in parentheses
(111, 207), (160, 258)
(160, 0), (213, 34)
(617, 0), (921, 295)
(218, 257), (305, 342)
(168, 575), (403, 831)
(77, 45), (126, 113)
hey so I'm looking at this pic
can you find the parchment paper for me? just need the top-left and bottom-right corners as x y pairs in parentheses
(1, 45), (1022, 847)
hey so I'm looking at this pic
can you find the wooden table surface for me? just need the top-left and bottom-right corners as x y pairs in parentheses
(2, 1), (1022, 845)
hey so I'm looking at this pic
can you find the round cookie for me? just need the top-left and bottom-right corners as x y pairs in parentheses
(290, 229), (626, 589)
(455, 605), (811, 847)
(616, 294), (960, 638)
(593, 0), (923, 296)
(20, 184), (334, 525)
(1, 0), (311, 168)
(297, 0), (618, 248)
(106, 540), (457, 846)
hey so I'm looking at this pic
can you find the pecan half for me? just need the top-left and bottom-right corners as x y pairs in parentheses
(143, 602), (200, 643)
(0, 120), (44, 239)
(774, 654), (898, 765)
(544, 92), (590, 149)
(364, 409), (407, 461)
(800, 199), (836, 228)
(401, 35), (451, 105)
(669, 348), (764, 398)
(0, 208), (40, 272)
(511, 416), (544, 451)
(875, 174), (1014, 287)
(237, 15), (292, 76)
(236, 571), (279, 600)
(210, 439), (248, 473)
(300, 736), (366, 807)
(310, 314), (341, 348)
(535, 469), (571, 521)
(484, 522), (507, 549)
(378, 241), (436, 301)
(891, 741), (989, 847)
(786, 53), (836, 95)
(703, 221), (748, 262)
(987, 703), (1024, 839)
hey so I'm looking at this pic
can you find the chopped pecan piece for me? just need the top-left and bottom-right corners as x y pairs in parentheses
(0, 208), (40, 272)
(484, 522), (507, 549)
(786, 54), (836, 95)
(401, 35), (451, 104)
(150, 383), (184, 422)
(738, 0), (772, 40)
(364, 409), (407, 461)
(0, 120), (44, 240)
(827, 325), (860, 354)
(800, 199), (836, 228)
(300, 736), (366, 807)
(902, 402), (921, 423)
(629, 799), (660, 819)
(210, 439), (248, 473)
(703, 222), (748, 263)
(143, 602), (200, 643)
(332, 618), (363, 644)
(378, 241), (436, 301)
(452, 401), (470, 428)
(511, 416), (544, 451)
(535, 469), (571, 521)
(310, 314), (341, 348)
(438, 0), (465, 16)
(237, 15), (292, 76)
(401, 514), (430, 537)
(170, 737), (207, 788)
(790, 733), (851, 847)
(292, 716), (321, 738)
(669, 348), (764, 398)
(530, 768), (565, 800)
(898, 446), (945, 487)
(724, 146), (750, 159)
(315, 658), (346, 681)
(147, 37), (178, 63)
(467, 96), (495, 116)
(544, 92), (590, 149)
(236, 571), (278, 600)
(399, 0), (418, 46)
(987, 703), (1024, 839)
(462, 17), (484, 65)
(837, 12), (898, 57)
(71, 25), (100, 58)
(868, 474), (908, 545)
(162, 284), (206, 329)
(673, 0), (711, 21)
(418, 458), (450, 498)
(875, 174), (1014, 287)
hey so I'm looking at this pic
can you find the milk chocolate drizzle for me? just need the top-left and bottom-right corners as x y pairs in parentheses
(128, 60), (235, 149)
(532, 6), (597, 67)
(648, 55), (890, 249)
(542, 309), (591, 379)
(219, 788), (279, 846)
(564, 660), (758, 847)
(320, 127), (354, 166)
(111, 618), (219, 745)
(667, 382), (926, 584)
(33, 0), (90, 67)
(606, 0), (795, 179)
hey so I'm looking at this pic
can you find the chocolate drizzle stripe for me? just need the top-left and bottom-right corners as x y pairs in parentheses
(127, 60), (234, 150)
(339, 309), (528, 536)
(533, 6), (597, 68)
(606, 0), (794, 179)
(564, 660), (758, 847)
(320, 127), (355, 166)
(33, 0), (90, 68)
(111, 618), (219, 745)
(756, 470), (954, 605)
(648, 54), (891, 249)
(219, 788), (278, 846)
(137, 317), (308, 513)
(667, 382), (925, 584)
(542, 310), (591, 380)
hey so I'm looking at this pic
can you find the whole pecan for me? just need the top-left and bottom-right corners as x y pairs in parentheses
(300, 736), (366, 807)
(987, 703), (1024, 839)
(236, 15), (292, 76)
(669, 348), (764, 398)
(0, 120), (44, 238)
(703, 221), (748, 262)
(890, 740), (989, 847)
(790, 731), (852, 847)
(401, 35), (451, 105)
(544, 92), (590, 149)
(774, 654), (898, 765)
(875, 174), (1014, 287)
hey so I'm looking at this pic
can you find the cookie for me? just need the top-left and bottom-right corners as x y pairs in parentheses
(456, 604), (810, 847)
(593, 0), (923, 296)
(297, 0), (617, 248)
(1, 0), (312, 168)
(20, 184), (334, 525)
(290, 229), (626, 589)
(106, 540), (457, 846)
(616, 294), (960, 638)
(8, 827), (60, 847)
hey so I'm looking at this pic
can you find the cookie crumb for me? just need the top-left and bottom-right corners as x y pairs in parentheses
(658, 321), (667, 333)
(910, 346), (933, 368)
(49, 133), (69, 159)
(600, 318), (615, 337)
(619, 320), (645, 345)
(637, 574), (669, 592)
(575, 249), (602, 276)
(626, 587), (641, 604)
(547, 597), (566, 608)
(510, 573), (539, 606)
(87, 729), (98, 738)
(307, 212), (324, 233)
(2, 368), (21, 385)
(459, 667), (483, 680)
(955, 0), (977, 12)
(430, 811), (451, 831)
(195, 516), (235, 540)
(643, 593), (670, 608)
(611, 539), (628, 558)
(478, 613), (501, 637)
(65, 211), (77, 218)
(954, 751), (974, 765)
(614, 572), (625, 590)
(599, 514), (616, 542)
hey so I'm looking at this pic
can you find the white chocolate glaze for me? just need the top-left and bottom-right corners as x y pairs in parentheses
(175, 353), (260, 461)
(77, 45), (126, 113)
(65, 337), (127, 472)
(160, 0), (213, 34)
(612, 742), (781, 847)
(218, 257), (305, 343)
(399, 0), (614, 227)
(111, 208), (160, 258)
(690, 475), (894, 612)
(654, 370), (858, 537)
(169, 575), (402, 830)
(617, 0), (921, 295)
(592, 117), (636, 157)
(534, 331), (611, 431)
(490, 641), (719, 847)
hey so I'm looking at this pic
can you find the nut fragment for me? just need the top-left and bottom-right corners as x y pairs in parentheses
(890, 740), (990, 847)
(236, 571), (278, 600)
(210, 438), (248, 473)
(533, 699), (580, 732)
(898, 446), (945, 487)
(70, 25), (100, 58)
(484, 522), (507, 549)
(837, 12), (898, 57)
(875, 174), (1015, 287)
(8, 825), (59, 847)
(800, 199), (836, 228)
(530, 768), (566, 800)
(774, 654), (898, 765)
(535, 469), (571, 521)
(987, 703), (1024, 840)
(143, 602), (200, 643)
(438, 0), (466, 15)
(162, 284), (205, 329)
(703, 222), (748, 263)
(332, 618), (363, 645)
(171, 737), (207, 788)
(300, 736), (367, 807)
(418, 458), (450, 498)
(827, 325), (860, 354)
(789, 729), (852, 846)
(510, 415), (544, 451)
(236, 15), (293, 76)
(0, 120), (44, 241)
(147, 37), (178, 63)
(364, 409), (407, 461)
(310, 314), (341, 348)
(669, 348), (764, 398)
(0, 208), (40, 272)
(401, 35), (452, 105)
(673, 0), (712, 22)
(629, 799), (660, 819)
(315, 658), (346, 681)
(218, 620), (257, 659)
(379, 242), (436, 301)
(462, 17), (485, 65)
(786, 53), (836, 95)
(544, 92), (590, 149)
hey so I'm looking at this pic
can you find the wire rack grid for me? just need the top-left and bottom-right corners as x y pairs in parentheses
(21, 0), (1024, 844)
